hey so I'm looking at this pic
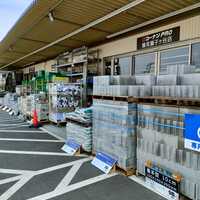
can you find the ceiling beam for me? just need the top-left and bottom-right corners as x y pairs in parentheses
(107, 2), (200, 38)
(54, 16), (112, 34)
(0, 0), (145, 69)
(6, 49), (48, 59)
(1, 0), (65, 54)
(19, 37), (70, 48)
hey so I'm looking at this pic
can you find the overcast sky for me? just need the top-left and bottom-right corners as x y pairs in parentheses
(0, 0), (33, 41)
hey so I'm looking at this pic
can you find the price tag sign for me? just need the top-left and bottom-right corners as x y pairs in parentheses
(62, 139), (81, 155)
(91, 152), (117, 174)
(145, 166), (180, 200)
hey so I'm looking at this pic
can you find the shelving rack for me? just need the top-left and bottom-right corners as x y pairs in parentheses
(55, 46), (100, 106)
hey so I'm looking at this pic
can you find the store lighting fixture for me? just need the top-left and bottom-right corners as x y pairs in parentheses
(48, 12), (54, 22)
(8, 46), (14, 52)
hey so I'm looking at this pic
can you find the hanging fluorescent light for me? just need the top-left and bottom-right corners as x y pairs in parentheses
(48, 12), (54, 22)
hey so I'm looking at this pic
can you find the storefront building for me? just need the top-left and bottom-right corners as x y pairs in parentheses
(92, 14), (200, 76)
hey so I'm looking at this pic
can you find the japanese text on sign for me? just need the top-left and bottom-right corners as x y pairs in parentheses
(184, 114), (200, 152)
(137, 27), (180, 50)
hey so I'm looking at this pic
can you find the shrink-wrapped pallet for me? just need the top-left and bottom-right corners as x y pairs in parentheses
(137, 104), (200, 199)
(93, 99), (137, 170)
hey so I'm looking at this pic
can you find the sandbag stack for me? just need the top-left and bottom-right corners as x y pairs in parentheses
(66, 107), (92, 152)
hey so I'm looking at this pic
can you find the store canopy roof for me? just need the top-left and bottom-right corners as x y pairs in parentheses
(0, 0), (200, 70)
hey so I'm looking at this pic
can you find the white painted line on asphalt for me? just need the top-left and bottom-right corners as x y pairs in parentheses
(0, 119), (22, 123)
(129, 175), (167, 199)
(40, 127), (64, 141)
(28, 173), (117, 200)
(36, 157), (91, 175)
(0, 150), (87, 157)
(0, 130), (44, 133)
(55, 162), (83, 190)
(0, 175), (22, 185)
(0, 138), (64, 142)
(0, 125), (30, 129)
(0, 123), (28, 126)
(0, 168), (34, 174)
(0, 173), (34, 200)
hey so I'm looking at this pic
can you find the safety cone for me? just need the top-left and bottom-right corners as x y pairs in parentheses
(29, 109), (40, 128)
(32, 109), (39, 128)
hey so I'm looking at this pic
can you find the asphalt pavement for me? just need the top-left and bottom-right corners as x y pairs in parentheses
(0, 110), (166, 200)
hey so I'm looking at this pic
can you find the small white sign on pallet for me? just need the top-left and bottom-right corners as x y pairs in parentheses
(92, 152), (117, 174)
(62, 139), (81, 155)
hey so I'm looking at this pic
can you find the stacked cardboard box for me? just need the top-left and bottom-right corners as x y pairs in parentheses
(137, 104), (200, 199)
(93, 99), (137, 170)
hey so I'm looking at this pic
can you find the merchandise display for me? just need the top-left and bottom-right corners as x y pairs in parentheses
(16, 85), (23, 96)
(137, 104), (200, 199)
(65, 107), (92, 152)
(3, 93), (19, 114)
(49, 83), (82, 123)
(93, 75), (155, 97)
(65, 107), (92, 124)
(92, 99), (137, 170)
(30, 93), (49, 121)
(66, 122), (92, 152)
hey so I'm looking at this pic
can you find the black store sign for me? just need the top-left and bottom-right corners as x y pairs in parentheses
(145, 166), (179, 193)
(137, 27), (180, 50)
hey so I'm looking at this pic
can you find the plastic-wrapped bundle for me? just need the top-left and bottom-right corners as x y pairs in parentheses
(3, 93), (19, 114)
(49, 83), (82, 123)
(135, 75), (156, 86)
(128, 86), (151, 97)
(137, 104), (200, 200)
(93, 99), (137, 170)
(66, 122), (92, 152)
(152, 85), (200, 98)
(93, 76), (135, 96)
(167, 64), (196, 75)
(65, 107), (92, 152)
(112, 76), (135, 85)
(156, 75), (178, 86)
(93, 76), (113, 86)
(179, 74), (200, 85)
(65, 107), (92, 124)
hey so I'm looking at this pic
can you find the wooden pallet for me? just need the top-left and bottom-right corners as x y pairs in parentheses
(39, 119), (49, 124)
(93, 95), (200, 107)
(75, 147), (91, 156)
(49, 120), (66, 127)
(92, 151), (135, 176)
(92, 95), (137, 103)
(113, 165), (136, 176)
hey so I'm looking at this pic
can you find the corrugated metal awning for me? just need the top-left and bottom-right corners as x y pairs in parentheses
(0, 0), (199, 70)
